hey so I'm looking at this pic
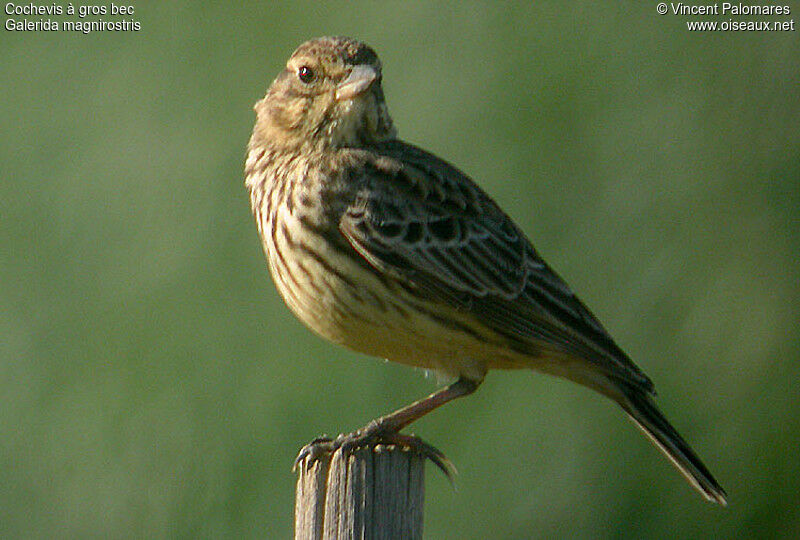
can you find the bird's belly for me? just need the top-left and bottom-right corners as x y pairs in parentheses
(264, 209), (493, 379)
(265, 208), (399, 347)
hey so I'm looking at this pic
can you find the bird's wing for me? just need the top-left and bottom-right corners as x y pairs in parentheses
(339, 142), (653, 391)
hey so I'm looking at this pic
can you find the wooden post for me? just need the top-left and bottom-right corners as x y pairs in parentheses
(294, 444), (425, 539)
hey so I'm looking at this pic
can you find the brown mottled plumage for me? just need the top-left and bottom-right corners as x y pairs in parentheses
(245, 36), (726, 504)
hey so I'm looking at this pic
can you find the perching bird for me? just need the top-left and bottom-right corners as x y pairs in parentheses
(245, 36), (726, 505)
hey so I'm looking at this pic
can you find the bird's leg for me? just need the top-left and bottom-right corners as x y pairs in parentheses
(353, 376), (480, 437)
(294, 376), (481, 478)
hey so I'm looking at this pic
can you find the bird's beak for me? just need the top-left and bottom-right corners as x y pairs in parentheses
(335, 65), (378, 102)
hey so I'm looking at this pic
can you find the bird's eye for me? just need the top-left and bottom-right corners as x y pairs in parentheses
(298, 66), (315, 84)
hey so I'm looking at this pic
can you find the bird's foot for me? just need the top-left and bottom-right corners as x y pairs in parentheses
(293, 422), (455, 480)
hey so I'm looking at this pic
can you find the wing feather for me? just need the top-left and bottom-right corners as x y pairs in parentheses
(339, 141), (653, 391)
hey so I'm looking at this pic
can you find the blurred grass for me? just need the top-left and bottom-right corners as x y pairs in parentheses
(1, 1), (799, 538)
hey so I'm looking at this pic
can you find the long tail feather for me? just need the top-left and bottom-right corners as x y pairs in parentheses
(618, 384), (727, 505)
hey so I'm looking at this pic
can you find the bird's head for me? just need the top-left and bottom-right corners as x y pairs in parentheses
(253, 36), (396, 152)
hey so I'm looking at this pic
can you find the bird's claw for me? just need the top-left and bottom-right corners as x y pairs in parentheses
(378, 432), (457, 482)
(293, 428), (455, 481)
(292, 436), (335, 471)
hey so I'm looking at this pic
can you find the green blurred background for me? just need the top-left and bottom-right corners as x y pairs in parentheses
(2, 1), (798, 538)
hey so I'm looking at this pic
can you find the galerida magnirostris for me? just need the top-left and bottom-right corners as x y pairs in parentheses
(245, 36), (726, 505)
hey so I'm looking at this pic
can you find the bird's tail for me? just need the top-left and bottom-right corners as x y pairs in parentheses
(617, 383), (727, 505)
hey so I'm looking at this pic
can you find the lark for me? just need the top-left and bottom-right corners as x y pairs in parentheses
(245, 36), (726, 504)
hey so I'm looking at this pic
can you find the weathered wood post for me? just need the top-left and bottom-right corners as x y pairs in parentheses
(294, 444), (425, 539)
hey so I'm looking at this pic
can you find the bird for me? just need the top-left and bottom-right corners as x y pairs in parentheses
(244, 36), (727, 505)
